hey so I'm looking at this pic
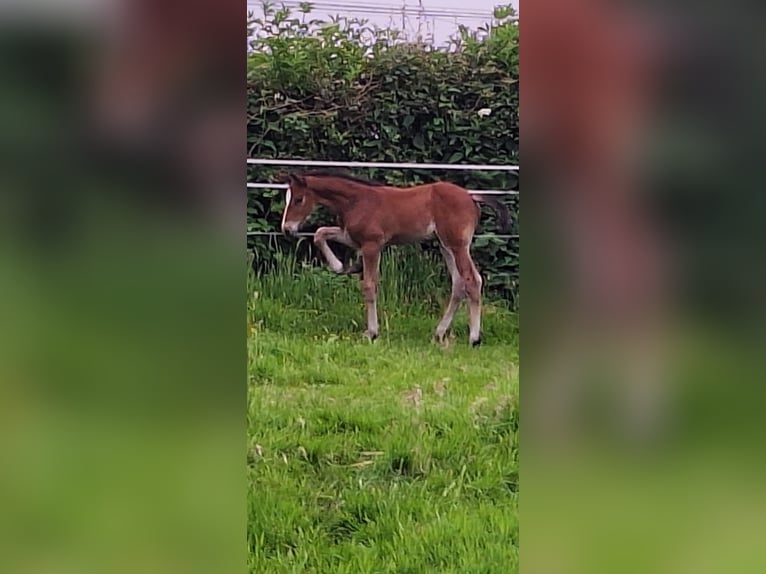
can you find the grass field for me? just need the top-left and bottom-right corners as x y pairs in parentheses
(247, 247), (519, 573)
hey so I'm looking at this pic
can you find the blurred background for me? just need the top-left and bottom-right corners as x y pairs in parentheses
(0, 1), (244, 572)
(523, 0), (766, 572)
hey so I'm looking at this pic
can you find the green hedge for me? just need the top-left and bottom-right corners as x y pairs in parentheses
(247, 3), (519, 305)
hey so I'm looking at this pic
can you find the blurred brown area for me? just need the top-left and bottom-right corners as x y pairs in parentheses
(85, 0), (245, 227)
(523, 0), (669, 443)
(522, 0), (766, 572)
(0, 1), (245, 573)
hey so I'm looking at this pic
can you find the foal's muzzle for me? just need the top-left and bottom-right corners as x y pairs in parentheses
(281, 222), (299, 236)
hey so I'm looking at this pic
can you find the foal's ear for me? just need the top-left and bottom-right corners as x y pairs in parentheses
(288, 173), (306, 187)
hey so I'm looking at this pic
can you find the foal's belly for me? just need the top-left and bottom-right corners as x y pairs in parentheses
(388, 221), (436, 245)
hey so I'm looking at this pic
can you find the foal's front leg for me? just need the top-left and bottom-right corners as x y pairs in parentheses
(360, 242), (382, 341)
(313, 226), (357, 274)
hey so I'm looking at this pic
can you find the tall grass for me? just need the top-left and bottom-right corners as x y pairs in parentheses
(248, 244), (515, 343)
(250, 244), (447, 308)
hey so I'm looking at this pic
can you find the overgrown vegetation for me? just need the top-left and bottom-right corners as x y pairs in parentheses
(248, 249), (519, 572)
(247, 2), (519, 306)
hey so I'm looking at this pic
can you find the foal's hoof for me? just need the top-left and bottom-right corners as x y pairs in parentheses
(471, 337), (482, 348)
(364, 330), (378, 342)
(341, 260), (363, 275)
(432, 332), (451, 347)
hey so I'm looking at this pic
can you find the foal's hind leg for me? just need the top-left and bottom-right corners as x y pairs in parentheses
(434, 244), (465, 343)
(452, 245), (483, 346)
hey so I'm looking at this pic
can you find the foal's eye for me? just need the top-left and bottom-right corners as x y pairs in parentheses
(294, 197), (305, 205)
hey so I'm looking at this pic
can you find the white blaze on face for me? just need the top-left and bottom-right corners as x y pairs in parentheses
(281, 186), (292, 232)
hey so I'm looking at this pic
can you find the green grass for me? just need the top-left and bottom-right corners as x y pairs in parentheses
(247, 247), (519, 574)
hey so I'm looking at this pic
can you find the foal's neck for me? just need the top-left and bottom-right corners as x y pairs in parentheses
(308, 177), (367, 214)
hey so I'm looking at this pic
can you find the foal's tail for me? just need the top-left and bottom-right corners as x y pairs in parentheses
(472, 194), (513, 233)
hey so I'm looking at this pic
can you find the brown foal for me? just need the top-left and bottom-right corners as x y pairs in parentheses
(280, 171), (511, 346)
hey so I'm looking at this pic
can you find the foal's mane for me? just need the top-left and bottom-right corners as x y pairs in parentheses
(300, 170), (387, 187)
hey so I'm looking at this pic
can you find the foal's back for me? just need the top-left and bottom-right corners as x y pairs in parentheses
(367, 182), (478, 244)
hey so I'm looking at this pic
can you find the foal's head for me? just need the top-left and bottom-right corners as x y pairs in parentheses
(280, 173), (317, 236)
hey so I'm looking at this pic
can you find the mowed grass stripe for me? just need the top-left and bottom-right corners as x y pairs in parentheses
(248, 248), (518, 573)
